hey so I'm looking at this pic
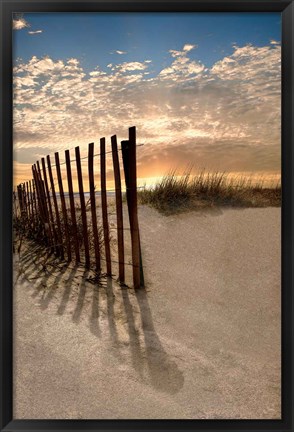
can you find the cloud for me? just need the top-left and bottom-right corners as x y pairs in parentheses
(169, 44), (197, 58)
(169, 49), (183, 58)
(115, 50), (127, 55)
(111, 61), (148, 72)
(183, 44), (197, 52)
(13, 42), (281, 177)
(28, 30), (43, 35)
(13, 17), (30, 30)
(160, 45), (204, 80)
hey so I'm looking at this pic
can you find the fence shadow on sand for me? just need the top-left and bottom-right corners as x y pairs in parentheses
(15, 243), (184, 395)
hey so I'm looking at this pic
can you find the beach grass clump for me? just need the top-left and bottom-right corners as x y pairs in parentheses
(138, 170), (281, 215)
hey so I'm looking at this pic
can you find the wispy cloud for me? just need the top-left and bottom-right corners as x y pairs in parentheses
(169, 44), (197, 58)
(110, 50), (127, 55)
(13, 16), (30, 30)
(28, 30), (43, 35)
(183, 44), (197, 52)
(110, 61), (148, 72)
(161, 44), (204, 79)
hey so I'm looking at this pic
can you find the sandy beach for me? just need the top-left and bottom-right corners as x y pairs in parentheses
(13, 206), (281, 419)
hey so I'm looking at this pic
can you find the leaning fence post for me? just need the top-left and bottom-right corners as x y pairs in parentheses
(65, 149), (81, 264)
(75, 146), (90, 268)
(41, 157), (58, 253)
(100, 138), (112, 275)
(29, 180), (35, 231)
(111, 135), (125, 284)
(17, 184), (24, 215)
(36, 162), (49, 222)
(88, 143), (101, 273)
(37, 161), (53, 249)
(25, 181), (31, 226)
(32, 165), (45, 224)
(55, 152), (72, 262)
(33, 164), (48, 242)
(13, 190), (17, 219)
(22, 183), (28, 221)
(47, 155), (64, 259)
(121, 127), (143, 289)
(32, 179), (38, 227)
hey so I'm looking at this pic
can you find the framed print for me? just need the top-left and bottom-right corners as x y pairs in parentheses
(0, 0), (293, 431)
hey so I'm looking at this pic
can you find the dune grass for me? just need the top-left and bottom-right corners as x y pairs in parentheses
(138, 170), (281, 215)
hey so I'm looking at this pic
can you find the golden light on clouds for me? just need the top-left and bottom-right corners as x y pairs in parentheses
(13, 42), (281, 189)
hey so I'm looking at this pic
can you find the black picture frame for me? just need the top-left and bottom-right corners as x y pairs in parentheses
(0, 1), (293, 431)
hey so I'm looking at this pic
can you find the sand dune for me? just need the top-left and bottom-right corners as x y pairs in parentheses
(13, 206), (281, 419)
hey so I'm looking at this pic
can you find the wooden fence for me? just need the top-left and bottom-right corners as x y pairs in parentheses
(13, 126), (144, 290)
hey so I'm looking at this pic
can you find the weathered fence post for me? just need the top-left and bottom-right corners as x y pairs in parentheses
(65, 149), (81, 264)
(13, 190), (17, 219)
(17, 184), (23, 214)
(32, 165), (45, 225)
(88, 142), (101, 273)
(75, 146), (90, 268)
(55, 152), (71, 262)
(37, 161), (53, 250)
(36, 162), (49, 223)
(111, 135), (125, 284)
(41, 157), (58, 253)
(47, 155), (64, 259)
(22, 183), (28, 221)
(25, 182), (31, 226)
(29, 180), (35, 231)
(121, 126), (144, 289)
(100, 138), (112, 275)
(32, 179), (38, 227)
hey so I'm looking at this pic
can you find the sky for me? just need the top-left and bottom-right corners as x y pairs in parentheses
(13, 12), (281, 188)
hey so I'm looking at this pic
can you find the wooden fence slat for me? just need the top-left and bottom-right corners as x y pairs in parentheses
(21, 184), (25, 214)
(26, 181), (33, 229)
(36, 162), (47, 219)
(41, 157), (58, 252)
(25, 181), (31, 223)
(128, 127), (144, 288)
(13, 190), (17, 219)
(100, 138), (112, 275)
(35, 163), (48, 224)
(32, 165), (45, 223)
(75, 146), (90, 268)
(121, 129), (143, 289)
(121, 142), (142, 289)
(17, 184), (23, 214)
(29, 180), (35, 230)
(111, 135), (125, 284)
(22, 183), (28, 220)
(55, 152), (72, 262)
(47, 155), (64, 259)
(25, 182), (29, 218)
(33, 164), (48, 241)
(25, 183), (28, 219)
(88, 143), (101, 272)
(37, 161), (54, 249)
(65, 149), (80, 263)
(32, 179), (38, 228)
(28, 181), (33, 221)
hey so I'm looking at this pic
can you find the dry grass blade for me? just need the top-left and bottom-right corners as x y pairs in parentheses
(138, 170), (281, 215)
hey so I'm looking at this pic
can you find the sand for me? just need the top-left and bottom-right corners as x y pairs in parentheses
(13, 206), (281, 419)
